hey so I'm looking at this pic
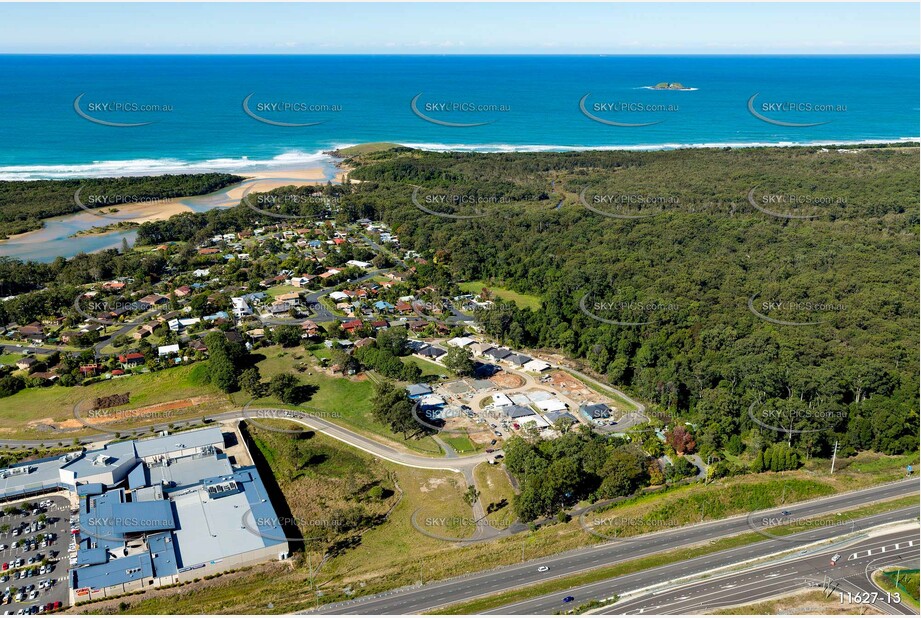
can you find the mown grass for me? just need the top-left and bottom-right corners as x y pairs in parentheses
(248, 345), (442, 455)
(458, 280), (542, 311)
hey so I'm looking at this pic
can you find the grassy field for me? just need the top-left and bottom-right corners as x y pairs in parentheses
(473, 463), (517, 528)
(442, 435), (477, 454)
(880, 569), (920, 609)
(248, 345), (442, 455)
(458, 280), (542, 311)
(0, 363), (222, 439)
(401, 355), (449, 378)
(265, 284), (303, 297)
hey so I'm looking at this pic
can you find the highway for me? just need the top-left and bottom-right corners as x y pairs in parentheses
(309, 479), (918, 614)
(605, 529), (919, 615)
(482, 508), (919, 615)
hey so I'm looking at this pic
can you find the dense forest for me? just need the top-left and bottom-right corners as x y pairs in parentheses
(341, 145), (919, 460)
(1, 145), (917, 469)
(0, 173), (243, 238)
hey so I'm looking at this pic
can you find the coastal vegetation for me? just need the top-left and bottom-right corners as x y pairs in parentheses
(0, 172), (242, 239)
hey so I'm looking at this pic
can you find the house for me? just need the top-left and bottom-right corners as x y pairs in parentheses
(267, 300), (294, 315)
(188, 339), (208, 354)
(505, 353), (532, 367)
(197, 248), (220, 255)
(523, 359), (551, 372)
(168, 317), (201, 332)
(301, 320), (321, 337)
(319, 269), (342, 280)
(374, 300), (395, 312)
(276, 292), (303, 305)
(329, 291), (350, 302)
(484, 347), (513, 361)
(193, 268), (211, 277)
(15, 357), (37, 372)
(579, 403), (612, 421)
(118, 352), (145, 368)
(341, 319), (363, 334)
(406, 383), (433, 400)
(346, 260), (372, 269)
(354, 337), (376, 348)
(18, 322), (44, 341)
(79, 363), (101, 377)
(447, 336), (476, 348)
(173, 285), (191, 298)
(501, 405), (534, 419)
(369, 319), (388, 330)
(407, 320), (428, 333)
(157, 344), (180, 357)
(394, 301), (414, 313)
(102, 281), (126, 291)
(231, 297), (253, 318)
(137, 294), (170, 309)
(133, 321), (159, 340)
(418, 346), (447, 360)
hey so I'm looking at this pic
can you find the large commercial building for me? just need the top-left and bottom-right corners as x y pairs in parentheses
(0, 427), (289, 603)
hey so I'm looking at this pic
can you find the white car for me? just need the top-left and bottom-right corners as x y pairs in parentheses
(537, 566), (549, 573)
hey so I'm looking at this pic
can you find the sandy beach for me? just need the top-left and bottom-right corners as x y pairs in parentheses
(2, 165), (335, 245)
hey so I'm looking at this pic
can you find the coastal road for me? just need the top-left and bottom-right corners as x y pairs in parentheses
(604, 528), (919, 615)
(309, 479), (918, 614)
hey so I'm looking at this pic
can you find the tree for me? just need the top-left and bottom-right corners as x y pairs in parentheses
(370, 380), (418, 439)
(726, 434), (744, 456)
(443, 345), (475, 376)
(269, 373), (301, 404)
(376, 326), (408, 356)
(273, 325), (302, 348)
(666, 425), (696, 455)
(239, 367), (265, 398)
(463, 485), (480, 506)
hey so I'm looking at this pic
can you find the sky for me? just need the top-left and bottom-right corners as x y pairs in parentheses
(0, 3), (918, 55)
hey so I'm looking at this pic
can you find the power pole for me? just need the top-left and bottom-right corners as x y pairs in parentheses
(830, 440), (839, 474)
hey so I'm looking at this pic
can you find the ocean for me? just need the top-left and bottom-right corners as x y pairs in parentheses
(0, 54), (917, 180)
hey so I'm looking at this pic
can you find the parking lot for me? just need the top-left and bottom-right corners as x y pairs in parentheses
(0, 496), (71, 615)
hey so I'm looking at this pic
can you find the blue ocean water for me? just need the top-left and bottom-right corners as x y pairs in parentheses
(0, 55), (917, 179)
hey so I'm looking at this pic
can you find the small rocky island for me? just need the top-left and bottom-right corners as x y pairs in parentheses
(652, 82), (692, 90)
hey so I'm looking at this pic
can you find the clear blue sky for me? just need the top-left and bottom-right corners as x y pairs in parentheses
(0, 3), (917, 55)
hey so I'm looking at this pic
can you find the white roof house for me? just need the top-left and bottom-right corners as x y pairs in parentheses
(535, 399), (568, 413)
(492, 393), (514, 408)
(447, 336), (476, 348)
(523, 359), (551, 372)
(157, 344), (180, 357)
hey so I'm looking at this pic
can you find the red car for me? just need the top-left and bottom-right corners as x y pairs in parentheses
(54, 602), (62, 610)
(1, 563), (7, 571)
